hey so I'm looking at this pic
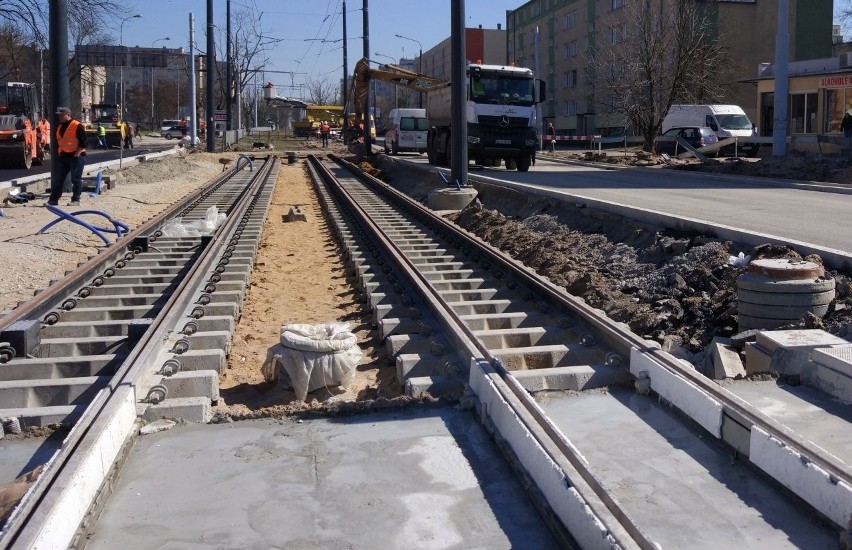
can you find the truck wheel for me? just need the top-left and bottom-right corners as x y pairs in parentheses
(19, 141), (32, 169)
(427, 143), (435, 164)
(516, 154), (531, 172)
(504, 158), (517, 170)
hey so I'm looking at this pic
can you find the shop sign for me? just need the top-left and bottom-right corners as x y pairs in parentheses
(820, 76), (852, 88)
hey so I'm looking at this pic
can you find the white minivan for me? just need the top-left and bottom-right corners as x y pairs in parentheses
(662, 105), (759, 156)
(384, 108), (428, 154)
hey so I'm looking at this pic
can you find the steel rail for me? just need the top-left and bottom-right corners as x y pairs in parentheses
(0, 156), (278, 549)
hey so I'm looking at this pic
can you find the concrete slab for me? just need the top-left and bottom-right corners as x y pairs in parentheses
(84, 407), (557, 549)
(535, 388), (837, 548)
(756, 329), (848, 353)
(813, 345), (852, 377)
(0, 431), (65, 485)
(719, 379), (852, 465)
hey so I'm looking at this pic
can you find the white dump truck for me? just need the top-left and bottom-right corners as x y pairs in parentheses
(426, 63), (545, 171)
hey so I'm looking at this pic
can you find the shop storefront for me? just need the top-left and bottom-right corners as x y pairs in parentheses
(752, 58), (852, 137)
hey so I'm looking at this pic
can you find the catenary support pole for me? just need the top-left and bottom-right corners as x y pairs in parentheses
(450, 0), (467, 187)
(535, 25), (542, 157)
(206, 0), (216, 152)
(342, 0), (348, 115)
(362, 0), (371, 155)
(50, 0), (70, 196)
(773, 0), (789, 157)
(226, 0), (232, 132)
(190, 13), (198, 146)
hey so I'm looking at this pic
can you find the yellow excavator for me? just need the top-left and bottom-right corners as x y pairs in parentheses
(348, 57), (444, 144)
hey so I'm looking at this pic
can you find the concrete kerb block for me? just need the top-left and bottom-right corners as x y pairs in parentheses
(705, 337), (746, 379)
(160, 370), (219, 401)
(744, 342), (773, 374)
(143, 396), (212, 423)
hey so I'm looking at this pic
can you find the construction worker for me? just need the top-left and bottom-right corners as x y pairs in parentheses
(320, 120), (330, 147)
(48, 107), (86, 207)
(547, 122), (556, 153)
(96, 123), (106, 148)
(37, 117), (50, 153)
(123, 121), (134, 149)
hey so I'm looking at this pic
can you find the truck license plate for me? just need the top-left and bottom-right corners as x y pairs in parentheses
(495, 139), (511, 145)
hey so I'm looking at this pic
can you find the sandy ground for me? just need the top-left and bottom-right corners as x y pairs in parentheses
(213, 159), (400, 417)
(0, 151), (223, 312)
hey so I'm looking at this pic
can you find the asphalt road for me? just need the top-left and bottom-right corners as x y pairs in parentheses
(401, 154), (852, 256)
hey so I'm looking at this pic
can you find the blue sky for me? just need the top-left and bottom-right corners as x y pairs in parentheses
(121, 0), (524, 95)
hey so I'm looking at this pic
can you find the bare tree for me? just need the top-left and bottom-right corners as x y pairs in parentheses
(587, 0), (729, 150)
(305, 77), (338, 105)
(213, 5), (281, 117)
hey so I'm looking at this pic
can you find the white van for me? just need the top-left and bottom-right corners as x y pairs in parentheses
(662, 105), (759, 156)
(384, 108), (428, 154)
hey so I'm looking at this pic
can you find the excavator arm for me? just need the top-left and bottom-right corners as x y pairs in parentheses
(350, 57), (445, 128)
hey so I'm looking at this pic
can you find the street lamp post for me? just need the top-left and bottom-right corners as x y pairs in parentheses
(395, 34), (422, 108)
(151, 37), (170, 129)
(119, 14), (141, 118)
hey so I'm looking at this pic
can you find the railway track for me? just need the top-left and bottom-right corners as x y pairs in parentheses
(0, 154), (277, 548)
(306, 154), (848, 547)
(0, 151), (848, 548)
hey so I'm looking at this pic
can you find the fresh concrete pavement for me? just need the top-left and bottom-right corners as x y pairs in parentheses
(84, 407), (558, 548)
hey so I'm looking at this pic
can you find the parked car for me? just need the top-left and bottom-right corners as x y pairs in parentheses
(161, 126), (185, 139)
(160, 119), (180, 133)
(654, 126), (718, 156)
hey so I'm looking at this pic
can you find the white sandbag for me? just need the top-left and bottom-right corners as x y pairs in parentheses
(158, 207), (226, 237)
(261, 323), (361, 401)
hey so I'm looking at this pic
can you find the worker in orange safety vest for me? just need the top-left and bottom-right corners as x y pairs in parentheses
(320, 121), (330, 147)
(48, 107), (87, 207)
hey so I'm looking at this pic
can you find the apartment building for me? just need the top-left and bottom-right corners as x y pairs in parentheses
(506, 0), (833, 137)
(74, 44), (204, 126)
(420, 26), (507, 83)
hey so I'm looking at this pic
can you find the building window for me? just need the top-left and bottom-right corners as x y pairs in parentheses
(565, 41), (577, 58)
(565, 11), (576, 30)
(566, 69), (577, 88)
(531, 2), (541, 17)
(823, 88), (852, 133)
(610, 0), (625, 10)
(790, 92), (817, 133)
(609, 24), (625, 44)
(565, 100), (577, 115)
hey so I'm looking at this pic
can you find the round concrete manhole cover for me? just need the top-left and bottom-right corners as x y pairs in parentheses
(746, 258), (824, 280)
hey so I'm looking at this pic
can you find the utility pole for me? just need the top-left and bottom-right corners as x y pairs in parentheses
(190, 13), (198, 146)
(362, 0), (371, 155)
(342, 1), (348, 116)
(450, 0), (467, 187)
(49, 0), (70, 198)
(773, 0), (789, 157)
(226, 0), (232, 132)
(534, 26), (542, 156)
(206, 0), (216, 152)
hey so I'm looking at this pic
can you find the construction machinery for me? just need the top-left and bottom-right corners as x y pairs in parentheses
(0, 82), (49, 169)
(426, 63), (545, 171)
(351, 58), (546, 171)
(85, 104), (125, 149)
(350, 58), (443, 144)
